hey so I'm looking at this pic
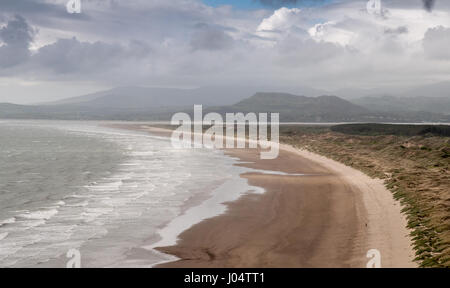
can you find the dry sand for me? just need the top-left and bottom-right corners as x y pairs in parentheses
(279, 144), (416, 268)
(106, 124), (416, 268)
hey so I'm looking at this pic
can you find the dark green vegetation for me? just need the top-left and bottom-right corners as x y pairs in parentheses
(281, 124), (450, 267)
(331, 123), (450, 137)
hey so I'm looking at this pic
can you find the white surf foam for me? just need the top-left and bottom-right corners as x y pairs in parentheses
(0, 232), (9, 241)
(0, 218), (16, 227)
(19, 209), (59, 221)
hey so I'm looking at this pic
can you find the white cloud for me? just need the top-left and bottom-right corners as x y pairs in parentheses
(308, 21), (356, 46)
(2, 0), (450, 102)
(257, 7), (302, 32)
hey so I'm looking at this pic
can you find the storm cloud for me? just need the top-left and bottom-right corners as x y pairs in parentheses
(190, 24), (234, 51)
(0, 14), (35, 68)
(423, 0), (436, 12)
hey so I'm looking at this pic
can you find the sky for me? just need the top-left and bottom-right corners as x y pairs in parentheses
(203, 0), (333, 9)
(0, 0), (449, 103)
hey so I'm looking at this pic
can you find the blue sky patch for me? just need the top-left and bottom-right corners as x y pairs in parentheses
(202, 0), (333, 10)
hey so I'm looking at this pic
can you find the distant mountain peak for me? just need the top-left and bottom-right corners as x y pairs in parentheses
(216, 92), (371, 122)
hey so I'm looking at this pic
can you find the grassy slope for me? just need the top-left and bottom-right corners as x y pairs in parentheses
(280, 125), (450, 267)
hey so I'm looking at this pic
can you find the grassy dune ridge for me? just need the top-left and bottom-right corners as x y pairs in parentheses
(281, 124), (450, 267)
(331, 123), (450, 137)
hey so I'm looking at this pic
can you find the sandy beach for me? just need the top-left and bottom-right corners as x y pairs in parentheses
(109, 124), (416, 268)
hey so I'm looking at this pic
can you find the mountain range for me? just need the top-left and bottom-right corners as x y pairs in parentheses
(352, 95), (450, 115)
(205, 93), (449, 123)
(0, 86), (449, 123)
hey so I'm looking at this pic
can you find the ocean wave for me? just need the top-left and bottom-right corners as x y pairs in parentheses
(0, 122), (254, 267)
(18, 209), (59, 221)
(0, 218), (16, 227)
(0, 232), (9, 241)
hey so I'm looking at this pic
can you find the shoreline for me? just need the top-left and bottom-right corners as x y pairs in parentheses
(279, 144), (416, 268)
(107, 124), (416, 268)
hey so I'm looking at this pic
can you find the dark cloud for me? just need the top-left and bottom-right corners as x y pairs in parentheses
(0, 0), (72, 19)
(0, 13), (152, 78)
(423, 0), (436, 11)
(0, 14), (35, 68)
(384, 26), (409, 35)
(0, 0), (58, 13)
(190, 24), (234, 51)
(29, 37), (152, 75)
(31, 38), (124, 74)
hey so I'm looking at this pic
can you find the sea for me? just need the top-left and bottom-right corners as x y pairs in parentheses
(0, 120), (267, 268)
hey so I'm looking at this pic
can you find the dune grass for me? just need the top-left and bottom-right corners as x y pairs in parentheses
(280, 124), (450, 267)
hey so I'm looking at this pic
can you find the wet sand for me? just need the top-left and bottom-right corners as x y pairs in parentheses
(107, 124), (416, 268)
